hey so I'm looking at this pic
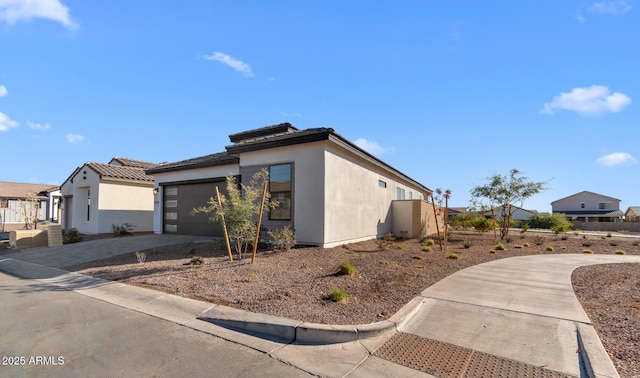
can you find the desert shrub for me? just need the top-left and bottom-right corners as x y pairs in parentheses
(505, 236), (513, 243)
(527, 212), (572, 231)
(447, 253), (460, 259)
(546, 245), (554, 251)
(495, 242), (505, 251)
(473, 217), (495, 233)
(582, 249), (594, 254)
(523, 242), (530, 247)
(514, 245), (523, 249)
(415, 264), (427, 269)
(489, 249), (496, 254)
(606, 232), (612, 238)
(520, 223), (529, 234)
(112, 223), (136, 237)
(63, 228), (83, 244)
(190, 256), (205, 265)
(561, 246), (567, 250)
(326, 288), (346, 302)
(533, 236), (544, 245)
(560, 234), (569, 240)
(424, 238), (435, 246)
(384, 232), (396, 241)
(582, 240), (592, 247)
(379, 259), (389, 266)
(573, 231), (580, 236)
(609, 240), (618, 247)
(396, 245), (405, 250)
(421, 246), (433, 252)
(413, 255), (424, 260)
(267, 225), (296, 252)
(449, 212), (481, 228)
(615, 249), (626, 255)
(633, 240), (640, 246)
(339, 261), (356, 276)
(135, 251), (146, 263)
(463, 240), (472, 249)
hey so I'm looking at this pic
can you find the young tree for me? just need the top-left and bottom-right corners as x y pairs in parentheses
(17, 192), (40, 230)
(191, 170), (278, 260)
(470, 169), (548, 240)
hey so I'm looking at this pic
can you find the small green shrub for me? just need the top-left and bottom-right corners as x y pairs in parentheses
(546, 245), (554, 251)
(614, 249), (626, 255)
(560, 246), (567, 250)
(421, 246), (433, 252)
(489, 249), (496, 254)
(267, 225), (296, 252)
(533, 236), (544, 245)
(63, 228), (83, 244)
(135, 251), (146, 263)
(463, 240), (472, 249)
(413, 255), (424, 260)
(379, 259), (389, 266)
(112, 223), (136, 237)
(495, 242), (506, 251)
(633, 240), (640, 246)
(608, 240), (618, 246)
(339, 261), (356, 276)
(425, 238), (435, 246)
(326, 288), (346, 302)
(573, 231), (580, 236)
(606, 232), (612, 238)
(582, 249), (594, 254)
(447, 253), (460, 259)
(384, 232), (396, 241)
(190, 256), (205, 265)
(396, 245), (405, 250)
(505, 236), (513, 243)
(582, 241), (592, 247)
(416, 264), (427, 269)
(560, 234), (568, 240)
(520, 224), (529, 234)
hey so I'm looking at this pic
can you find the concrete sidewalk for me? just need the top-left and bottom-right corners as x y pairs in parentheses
(1, 236), (638, 377)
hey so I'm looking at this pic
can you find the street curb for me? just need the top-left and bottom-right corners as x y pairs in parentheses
(576, 323), (620, 378)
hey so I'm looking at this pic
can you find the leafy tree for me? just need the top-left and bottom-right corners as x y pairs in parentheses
(191, 170), (278, 260)
(470, 169), (548, 240)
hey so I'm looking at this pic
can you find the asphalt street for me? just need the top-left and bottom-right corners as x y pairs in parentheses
(0, 271), (311, 378)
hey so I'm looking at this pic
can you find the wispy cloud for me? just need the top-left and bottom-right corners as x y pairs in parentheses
(203, 52), (254, 78)
(27, 121), (51, 130)
(353, 138), (395, 156)
(0, 85), (7, 97)
(540, 85), (631, 116)
(0, 0), (77, 29)
(597, 152), (637, 167)
(588, 1), (632, 15)
(0, 111), (19, 131)
(66, 133), (84, 144)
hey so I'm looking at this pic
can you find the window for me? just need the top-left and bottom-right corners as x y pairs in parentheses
(269, 163), (292, 220)
(164, 212), (178, 220)
(87, 189), (91, 221)
(165, 187), (178, 196)
(409, 192), (413, 200)
(396, 187), (405, 200)
(165, 200), (178, 208)
(580, 203), (585, 208)
(599, 202), (612, 210)
(379, 180), (387, 188)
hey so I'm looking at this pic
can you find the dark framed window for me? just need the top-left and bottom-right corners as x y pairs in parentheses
(269, 163), (292, 220)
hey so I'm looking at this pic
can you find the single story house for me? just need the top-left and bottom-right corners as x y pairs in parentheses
(482, 205), (537, 221)
(60, 157), (157, 234)
(624, 207), (640, 222)
(0, 181), (60, 231)
(551, 191), (623, 223)
(146, 123), (437, 247)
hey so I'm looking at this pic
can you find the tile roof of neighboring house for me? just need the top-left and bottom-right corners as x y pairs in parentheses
(86, 163), (155, 182)
(225, 127), (334, 154)
(626, 206), (640, 214)
(0, 181), (59, 199)
(551, 190), (621, 205)
(228, 123), (299, 143)
(146, 152), (239, 174)
(109, 157), (158, 169)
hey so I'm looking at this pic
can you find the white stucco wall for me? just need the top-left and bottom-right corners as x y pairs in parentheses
(60, 167), (100, 234)
(96, 182), (154, 233)
(150, 165), (240, 234)
(239, 143), (326, 246)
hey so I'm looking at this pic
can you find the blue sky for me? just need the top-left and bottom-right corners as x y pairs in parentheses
(1, 1), (638, 213)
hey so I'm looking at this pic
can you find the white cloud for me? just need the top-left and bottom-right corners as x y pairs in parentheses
(540, 85), (631, 116)
(0, 85), (7, 96)
(66, 133), (84, 144)
(0, 0), (77, 29)
(588, 1), (632, 15)
(353, 138), (395, 156)
(597, 152), (637, 167)
(0, 111), (19, 131)
(27, 121), (51, 130)
(203, 52), (254, 78)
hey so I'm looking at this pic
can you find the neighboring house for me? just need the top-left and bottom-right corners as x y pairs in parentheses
(146, 123), (435, 248)
(0, 181), (60, 231)
(60, 157), (157, 234)
(624, 206), (640, 222)
(551, 191), (623, 223)
(447, 207), (466, 220)
(482, 205), (537, 221)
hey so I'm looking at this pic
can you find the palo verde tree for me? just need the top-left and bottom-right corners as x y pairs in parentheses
(191, 169), (278, 260)
(470, 169), (548, 240)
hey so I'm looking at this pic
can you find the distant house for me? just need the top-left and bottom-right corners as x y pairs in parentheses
(482, 205), (537, 222)
(0, 181), (60, 231)
(551, 191), (623, 223)
(625, 207), (640, 222)
(146, 123), (436, 247)
(60, 157), (157, 234)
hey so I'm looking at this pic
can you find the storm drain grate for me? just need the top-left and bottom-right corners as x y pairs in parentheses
(374, 333), (575, 378)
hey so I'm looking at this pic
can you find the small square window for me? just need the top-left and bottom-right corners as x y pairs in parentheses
(378, 180), (387, 188)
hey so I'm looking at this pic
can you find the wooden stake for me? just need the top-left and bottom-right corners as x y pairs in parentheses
(216, 186), (233, 262)
(430, 194), (443, 251)
(251, 181), (268, 264)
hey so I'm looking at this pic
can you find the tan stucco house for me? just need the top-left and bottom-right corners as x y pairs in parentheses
(624, 206), (640, 222)
(551, 191), (623, 223)
(60, 157), (157, 234)
(146, 123), (436, 247)
(0, 181), (60, 231)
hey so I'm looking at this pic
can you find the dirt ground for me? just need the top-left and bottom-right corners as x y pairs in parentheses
(61, 229), (640, 377)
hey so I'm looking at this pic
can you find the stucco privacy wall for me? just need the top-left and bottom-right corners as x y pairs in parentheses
(97, 182), (154, 233)
(238, 143), (326, 246)
(151, 165), (240, 234)
(323, 142), (429, 248)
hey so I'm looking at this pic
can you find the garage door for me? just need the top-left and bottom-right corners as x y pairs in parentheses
(162, 180), (227, 237)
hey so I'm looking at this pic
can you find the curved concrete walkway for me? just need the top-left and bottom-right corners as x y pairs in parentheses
(1, 236), (639, 377)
